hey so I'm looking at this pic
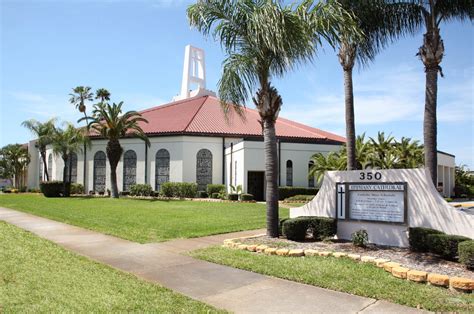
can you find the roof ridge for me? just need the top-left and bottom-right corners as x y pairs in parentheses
(138, 95), (208, 115)
(183, 95), (209, 131)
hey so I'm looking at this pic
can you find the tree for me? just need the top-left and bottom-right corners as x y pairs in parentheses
(80, 102), (149, 198)
(96, 88), (111, 103)
(70, 86), (94, 188)
(51, 123), (89, 196)
(399, 0), (473, 185)
(0, 144), (30, 188)
(188, 0), (351, 237)
(21, 118), (56, 181)
(309, 151), (346, 184)
(334, 0), (422, 170)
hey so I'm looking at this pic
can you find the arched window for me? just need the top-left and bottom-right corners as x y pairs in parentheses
(308, 161), (315, 188)
(47, 154), (53, 181)
(65, 153), (78, 183)
(155, 149), (170, 192)
(286, 160), (293, 186)
(39, 156), (43, 182)
(123, 150), (137, 191)
(93, 151), (106, 192)
(196, 149), (212, 191)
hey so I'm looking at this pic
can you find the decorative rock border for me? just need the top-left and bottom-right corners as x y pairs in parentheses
(223, 237), (474, 293)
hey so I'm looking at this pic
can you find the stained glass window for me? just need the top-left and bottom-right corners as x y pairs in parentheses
(93, 151), (106, 192)
(123, 150), (137, 191)
(155, 149), (170, 192)
(286, 160), (293, 186)
(65, 153), (78, 183)
(39, 155), (43, 182)
(196, 149), (212, 191)
(308, 160), (315, 188)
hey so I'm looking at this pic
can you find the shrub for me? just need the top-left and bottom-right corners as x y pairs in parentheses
(284, 194), (314, 202)
(282, 218), (309, 241)
(227, 193), (239, 201)
(19, 186), (27, 193)
(160, 182), (197, 198)
(120, 191), (130, 196)
(351, 229), (369, 247)
(240, 193), (253, 201)
(458, 240), (474, 270)
(207, 184), (225, 195)
(70, 183), (84, 194)
(282, 216), (337, 241)
(210, 192), (220, 199)
(408, 227), (444, 252)
(197, 191), (208, 198)
(427, 233), (470, 261)
(279, 218), (290, 236)
(27, 188), (41, 193)
(40, 181), (64, 197)
(130, 184), (153, 197)
(278, 187), (318, 200)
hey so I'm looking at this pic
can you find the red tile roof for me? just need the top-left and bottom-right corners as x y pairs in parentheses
(133, 95), (345, 143)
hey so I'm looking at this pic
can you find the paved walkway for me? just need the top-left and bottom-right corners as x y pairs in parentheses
(0, 207), (424, 313)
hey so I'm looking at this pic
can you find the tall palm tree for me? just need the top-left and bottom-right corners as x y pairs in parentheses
(399, 0), (473, 186)
(309, 151), (346, 184)
(80, 102), (149, 198)
(394, 137), (424, 168)
(51, 123), (89, 196)
(95, 88), (111, 103)
(334, 0), (422, 170)
(21, 118), (56, 181)
(188, 0), (350, 237)
(69, 86), (94, 189)
(0, 144), (30, 188)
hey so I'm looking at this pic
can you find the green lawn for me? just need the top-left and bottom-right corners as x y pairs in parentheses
(0, 222), (222, 313)
(0, 194), (287, 243)
(190, 246), (474, 312)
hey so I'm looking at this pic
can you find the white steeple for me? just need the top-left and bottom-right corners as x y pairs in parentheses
(173, 45), (216, 101)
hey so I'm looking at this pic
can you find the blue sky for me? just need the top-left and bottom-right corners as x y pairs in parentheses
(1, 0), (473, 167)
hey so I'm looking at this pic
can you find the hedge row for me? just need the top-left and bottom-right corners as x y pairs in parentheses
(161, 182), (198, 198)
(459, 240), (474, 270)
(284, 194), (314, 202)
(409, 227), (472, 263)
(278, 187), (318, 200)
(40, 181), (64, 197)
(281, 216), (337, 241)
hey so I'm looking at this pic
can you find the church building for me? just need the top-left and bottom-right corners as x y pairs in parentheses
(25, 45), (455, 199)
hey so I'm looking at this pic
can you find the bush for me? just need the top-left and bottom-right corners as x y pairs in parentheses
(427, 233), (470, 261)
(207, 184), (225, 195)
(70, 183), (84, 194)
(227, 193), (239, 201)
(19, 186), (27, 193)
(129, 184), (153, 197)
(458, 240), (474, 270)
(284, 194), (314, 202)
(160, 182), (197, 198)
(27, 188), (41, 193)
(240, 193), (253, 201)
(408, 227), (444, 252)
(197, 191), (208, 198)
(40, 181), (64, 197)
(282, 216), (337, 241)
(278, 187), (318, 200)
(120, 191), (130, 196)
(351, 229), (369, 247)
(210, 192), (220, 199)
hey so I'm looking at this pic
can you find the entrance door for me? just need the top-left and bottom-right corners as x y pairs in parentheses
(247, 171), (265, 201)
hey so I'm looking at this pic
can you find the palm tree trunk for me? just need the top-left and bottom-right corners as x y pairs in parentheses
(344, 67), (356, 170)
(107, 139), (122, 198)
(40, 150), (49, 181)
(263, 118), (279, 237)
(424, 67), (438, 186)
(83, 111), (88, 192)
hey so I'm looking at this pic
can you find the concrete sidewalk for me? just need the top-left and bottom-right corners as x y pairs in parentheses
(0, 207), (424, 313)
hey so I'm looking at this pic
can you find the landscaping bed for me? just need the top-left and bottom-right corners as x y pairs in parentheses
(236, 235), (474, 279)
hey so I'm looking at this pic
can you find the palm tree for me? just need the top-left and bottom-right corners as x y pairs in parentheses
(69, 86), (94, 189)
(309, 151), (346, 184)
(51, 123), (89, 196)
(334, 0), (422, 170)
(394, 137), (424, 168)
(0, 144), (30, 188)
(21, 118), (56, 181)
(399, 0), (473, 186)
(95, 88), (111, 103)
(80, 102), (149, 198)
(188, 0), (350, 237)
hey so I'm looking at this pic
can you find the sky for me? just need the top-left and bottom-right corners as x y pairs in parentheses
(1, 0), (473, 167)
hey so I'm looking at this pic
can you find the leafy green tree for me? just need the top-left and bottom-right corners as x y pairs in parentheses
(0, 144), (30, 188)
(187, 0), (350, 237)
(21, 118), (56, 181)
(80, 102), (149, 198)
(51, 123), (89, 196)
(399, 0), (473, 185)
(334, 0), (422, 170)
